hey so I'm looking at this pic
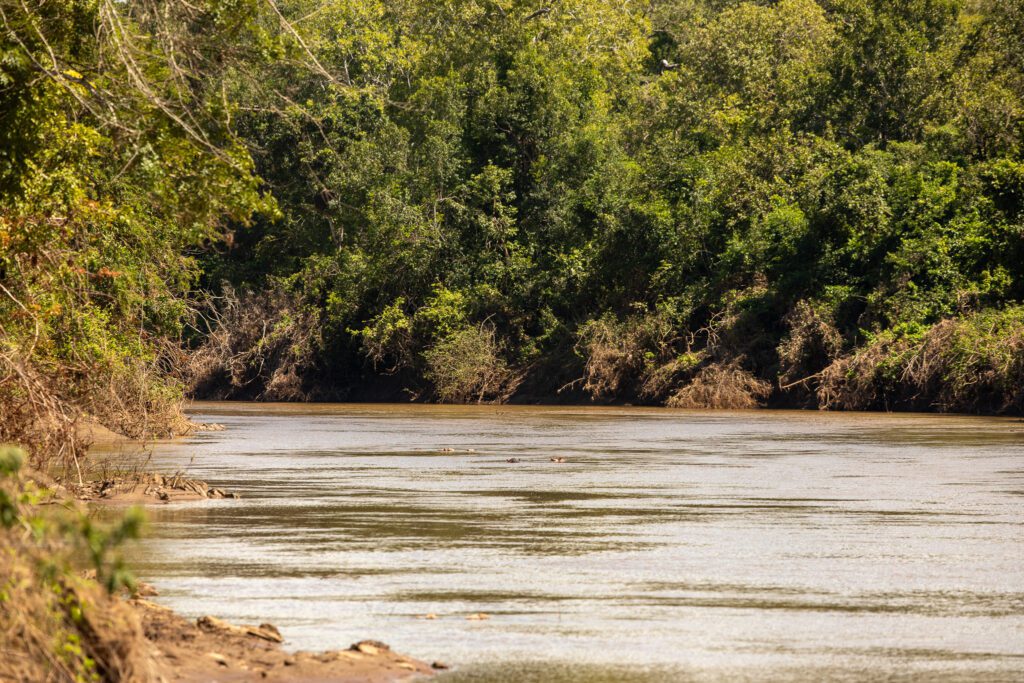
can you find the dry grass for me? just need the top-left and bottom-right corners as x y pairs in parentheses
(574, 308), (775, 409)
(0, 349), (84, 478)
(640, 351), (705, 400)
(666, 361), (772, 409)
(576, 317), (645, 398)
(0, 343), (185, 481)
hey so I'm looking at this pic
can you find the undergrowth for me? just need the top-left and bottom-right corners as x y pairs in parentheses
(0, 446), (153, 683)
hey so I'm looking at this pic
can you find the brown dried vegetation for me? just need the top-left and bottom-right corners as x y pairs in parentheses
(183, 285), (320, 401)
(777, 300), (844, 390)
(817, 308), (1024, 414)
(666, 361), (772, 409)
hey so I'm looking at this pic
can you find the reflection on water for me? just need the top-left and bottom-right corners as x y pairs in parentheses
(111, 403), (1024, 680)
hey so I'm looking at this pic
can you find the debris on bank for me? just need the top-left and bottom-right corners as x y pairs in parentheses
(73, 472), (238, 504)
(132, 598), (435, 681)
(187, 421), (227, 432)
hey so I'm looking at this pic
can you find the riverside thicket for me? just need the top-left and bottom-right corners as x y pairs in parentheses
(189, 0), (1024, 413)
(3, 1), (1024, 459)
(2, 3), (1023, 679)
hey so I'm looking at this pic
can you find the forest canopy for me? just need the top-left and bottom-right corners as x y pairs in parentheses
(3, 0), (1024, 443)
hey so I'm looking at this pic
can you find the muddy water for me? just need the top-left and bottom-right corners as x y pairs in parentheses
(118, 403), (1024, 681)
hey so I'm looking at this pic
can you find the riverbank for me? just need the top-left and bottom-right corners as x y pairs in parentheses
(129, 596), (436, 682)
(0, 442), (438, 683)
(82, 470), (439, 681)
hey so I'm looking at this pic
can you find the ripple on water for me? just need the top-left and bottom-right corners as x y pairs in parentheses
(102, 403), (1024, 680)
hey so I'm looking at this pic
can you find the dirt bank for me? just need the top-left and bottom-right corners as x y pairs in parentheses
(130, 597), (438, 682)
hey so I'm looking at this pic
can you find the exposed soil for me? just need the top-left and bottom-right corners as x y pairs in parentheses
(131, 597), (438, 682)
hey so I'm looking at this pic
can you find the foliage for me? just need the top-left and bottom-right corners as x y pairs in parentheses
(1, 0), (273, 470)
(180, 0), (1024, 413)
(4, 0), (1024, 418)
(423, 324), (519, 403)
(0, 446), (152, 682)
(817, 306), (1024, 413)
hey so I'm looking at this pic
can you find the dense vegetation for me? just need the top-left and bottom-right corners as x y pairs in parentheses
(1, 0), (272, 466)
(1, 3), (1022, 678)
(4, 1), (1024, 460)
(190, 0), (1024, 413)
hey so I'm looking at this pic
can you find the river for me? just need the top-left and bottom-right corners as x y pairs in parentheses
(116, 403), (1024, 681)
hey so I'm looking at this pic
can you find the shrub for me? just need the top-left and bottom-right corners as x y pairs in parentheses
(423, 325), (519, 403)
(576, 312), (675, 400)
(776, 300), (845, 403)
(184, 284), (320, 401)
(0, 446), (153, 682)
(817, 307), (1024, 413)
(666, 361), (772, 409)
(355, 298), (413, 373)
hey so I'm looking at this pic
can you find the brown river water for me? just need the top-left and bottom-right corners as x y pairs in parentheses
(112, 402), (1024, 681)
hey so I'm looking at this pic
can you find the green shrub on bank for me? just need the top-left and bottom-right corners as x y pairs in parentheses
(184, 0), (1024, 413)
(0, 446), (150, 682)
(816, 307), (1024, 413)
(423, 325), (519, 403)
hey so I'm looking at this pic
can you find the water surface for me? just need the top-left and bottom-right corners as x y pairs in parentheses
(117, 403), (1024, 681)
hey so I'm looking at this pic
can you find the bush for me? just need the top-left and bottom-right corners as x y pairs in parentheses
(0, 446), (152, 682)
(576, 312), (675, 400)
(666, 361), (772, 409)
(817, 307), (1024, 413)
(355, 298), (414, 373)
(423, 325), (519, 403)
(183, 284), (320, 401)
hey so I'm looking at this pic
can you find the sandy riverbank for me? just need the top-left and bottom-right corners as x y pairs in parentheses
(67, 427), (439, 682)
(129, 596), (438, 682)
